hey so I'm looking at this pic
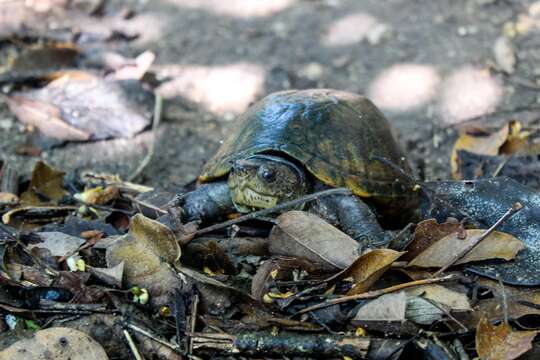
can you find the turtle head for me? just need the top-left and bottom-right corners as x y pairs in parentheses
(228, 154), (309, 212)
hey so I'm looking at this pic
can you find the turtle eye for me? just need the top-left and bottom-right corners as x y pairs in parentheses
(259, 168), (275, 182)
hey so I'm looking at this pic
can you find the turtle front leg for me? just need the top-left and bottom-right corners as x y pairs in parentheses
(313, 194), (390, 249)
(177, 181), (235, 222)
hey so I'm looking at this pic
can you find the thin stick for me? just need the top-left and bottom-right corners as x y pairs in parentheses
(188, 294), (199, 354)
(126, 323), (181, 352)
(296, 274), (457, 315)
(195, 188), (352, 235)
(128, 93), (163, 182)
(433, 202), (523, 277)
(125, 194), (167, 215)
(123, 329), (144, 360)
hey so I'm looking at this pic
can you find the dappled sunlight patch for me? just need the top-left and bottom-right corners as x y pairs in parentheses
(439, 66), (503, 125)
(367, 64), (440, 111)
(166, 0), (296, 18)
(157, 63), (266, 115)
(321, 12), (379, 46)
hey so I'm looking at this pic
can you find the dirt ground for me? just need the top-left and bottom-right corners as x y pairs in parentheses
(2, 0), (540, 190)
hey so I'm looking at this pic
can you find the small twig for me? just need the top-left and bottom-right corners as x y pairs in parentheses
(295, 274), (457, 315)
(123, 329), (144, 360)
(433, 202), (523, 277)
(128, 93), (163, 182)
(124, 193), (168, 215)
(126, 322), (182, 352)
(498, 277), (509, 325)
(423, 298), (468, 333)
(195, 188), (352, 235)
(491, 154), (513, 177)
(188, 294), (199, 355)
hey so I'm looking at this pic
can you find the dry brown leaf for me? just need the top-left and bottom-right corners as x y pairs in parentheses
(6, 96), (90, 141)
(354, 292), (407, 322)
(268, 211), (361, 271)
(29, 231), (85, 257)
(2, 205), (75, 225)
(7, 73), (151, 141)
(405, 284), (471, 311)
(0, 192), (19, 206)
(1, 41), (79, 82)
(106, 214), (181, 305)
(463, 290), (540, 330)
(87, 262), (124, 288)
(476, 315), (537, 360)
(451, 124), (509, 178)
(20, 161), (66, 206)
(451, 121), (539, 179)
(408, 229), (525, 268)
(403, 218), (460, 261)
(75, 186), (119, 205)
(341, 249), (403, 295)
(0, 327), (108, 360)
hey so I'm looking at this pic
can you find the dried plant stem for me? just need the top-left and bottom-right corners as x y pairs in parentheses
(296, 274), (457, 315)
(123, 329), (144, 360)
(126, 323), (181, 352)
(196, 187), (352, 235)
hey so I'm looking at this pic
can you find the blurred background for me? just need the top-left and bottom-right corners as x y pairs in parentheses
(1, 0), (540, 189)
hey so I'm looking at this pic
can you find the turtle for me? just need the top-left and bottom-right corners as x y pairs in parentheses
(178, 89), (419, 248)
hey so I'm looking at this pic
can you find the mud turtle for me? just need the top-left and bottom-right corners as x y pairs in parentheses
(180, 89), (418, 247)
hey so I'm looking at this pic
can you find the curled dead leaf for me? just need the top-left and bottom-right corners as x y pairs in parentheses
(403, 218), (460, 261)
(408, 229), (525, 268)
(268, 211), (361, 271)
(476, 315), (537, 360)
(20, 161), (66, 206)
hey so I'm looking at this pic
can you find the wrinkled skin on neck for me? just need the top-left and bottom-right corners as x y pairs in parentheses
(228, 154), (310, 212)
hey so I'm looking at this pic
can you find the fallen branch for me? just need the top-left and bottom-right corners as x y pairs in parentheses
(296, 274), (457, 315)
(191, 331), (406, 359)
(195, 187), (352, 235)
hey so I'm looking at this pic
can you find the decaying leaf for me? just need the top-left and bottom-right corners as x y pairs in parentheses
(406, 284), (471, 311)
(2, 206), (76, 225)
(0, 41), (79, 82)
(7, 73), (152, 142)
(106, 214), (181, 306)
(328, 249), (403, 295)
(451, 121), (539, 179)
(74, 186), (119, 205)
(87, 262), (124, 288)
(268, 211), (361, 271)
(451, 124), (509, 178)
(0, 327), (108, 360)
(28, 231), (85, 258)
(406, 296), (445, 325)
(403, 218), (460, 261)
(250, 257), (318, 301)
(20, 161), (65, 206)
(408, 229), (525, 268)
(354, 292), (407, 322)
(476, 315), (537, 360)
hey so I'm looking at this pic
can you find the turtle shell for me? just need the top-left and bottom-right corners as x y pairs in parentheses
(200, 89), (417, 210)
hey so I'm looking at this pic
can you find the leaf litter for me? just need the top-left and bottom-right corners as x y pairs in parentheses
(2, 6), (540, 358)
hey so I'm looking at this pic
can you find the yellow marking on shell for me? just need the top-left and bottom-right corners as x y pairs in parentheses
(345, 177), (371, 198)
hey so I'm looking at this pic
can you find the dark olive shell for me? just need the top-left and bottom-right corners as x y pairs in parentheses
(200, 89), (417, 210)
